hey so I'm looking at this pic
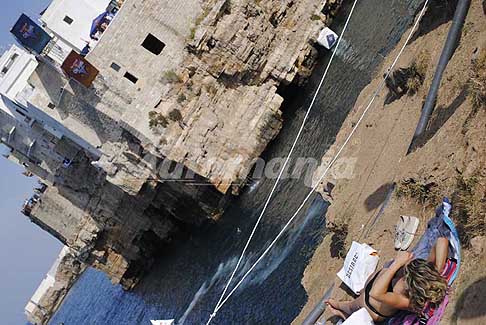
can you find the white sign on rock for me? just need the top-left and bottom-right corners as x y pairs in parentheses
(317, 27), (339, 49)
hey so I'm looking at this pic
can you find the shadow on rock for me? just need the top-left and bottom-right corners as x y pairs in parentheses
(411, 87), (467, 151)
(453, 277), (486, 323)
(410, 0), (459, 44)
(364, 183), (395, 212)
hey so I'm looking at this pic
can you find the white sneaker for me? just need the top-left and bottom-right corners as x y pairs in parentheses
(394, 216), (406, 250)
(400, 216), (419, 250)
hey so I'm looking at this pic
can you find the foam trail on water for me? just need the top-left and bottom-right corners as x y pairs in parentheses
(178, 262), (232, 324)
(178, 197), (327, 323)
(245, 178), (262, 194)
(333, 38), (369, 71)
(241, 196), (325, 286)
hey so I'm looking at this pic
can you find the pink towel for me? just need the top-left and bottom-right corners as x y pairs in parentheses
(388, 259), (456, 325)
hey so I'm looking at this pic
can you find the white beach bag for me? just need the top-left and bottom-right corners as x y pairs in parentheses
(337, 241), (379, 294)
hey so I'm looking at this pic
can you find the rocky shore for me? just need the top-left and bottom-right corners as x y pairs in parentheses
(294, 1), (486, 323)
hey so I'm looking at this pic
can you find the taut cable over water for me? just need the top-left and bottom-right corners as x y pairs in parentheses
(205, 1), (360, 324)
(205, 0), (431, 323)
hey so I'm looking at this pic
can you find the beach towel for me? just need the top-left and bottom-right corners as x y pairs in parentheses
(388, 198), (461, 325)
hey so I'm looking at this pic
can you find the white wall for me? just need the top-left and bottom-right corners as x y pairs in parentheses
(40, 0), (111, 52)
(16, 97), (102, 157)
(26, 102), (103, 157)
(0, 46), (102, 158)
(0, 45), (38, 101)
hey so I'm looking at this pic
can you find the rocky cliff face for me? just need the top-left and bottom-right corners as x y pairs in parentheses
(25, 248), (86, 325)
(147, 0), (338, 193)
(28, 131), (225, 289)
(23, 0), (344, 289)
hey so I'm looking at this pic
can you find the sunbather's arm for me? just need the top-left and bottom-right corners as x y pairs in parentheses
(370, 252), (412, 309)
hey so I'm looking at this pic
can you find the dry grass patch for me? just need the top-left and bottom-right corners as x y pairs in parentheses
(327, 222), (348, 259)
(469, 49), (486, 109)
(149, 111), (169, 129)
(161, 70), (182, 84)
(406, 50), (430, 95)
(395, 178), (440, 206)
(451, 171), (486, 246)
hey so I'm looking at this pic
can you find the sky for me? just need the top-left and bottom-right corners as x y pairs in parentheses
(0, 1), (63, 324)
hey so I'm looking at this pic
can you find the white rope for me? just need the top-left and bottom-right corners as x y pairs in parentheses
(205, 2), (360, 324)
(208, 0), (430, 319)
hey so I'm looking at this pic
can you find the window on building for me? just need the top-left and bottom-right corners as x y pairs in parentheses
(141, 34), (165, 55)
(124, 72), (138, 84)
(110, 62), (121, 72)
(47, 102), (56, 109)
(1, 53), (19, 76)
(63, 16), (74, 25)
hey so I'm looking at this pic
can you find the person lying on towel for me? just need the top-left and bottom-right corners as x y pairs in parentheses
(325, 237), (449, 322)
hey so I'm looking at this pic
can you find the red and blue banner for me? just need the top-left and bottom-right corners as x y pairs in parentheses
(61, 51), (99, 87)
(10, 14), (52, 54)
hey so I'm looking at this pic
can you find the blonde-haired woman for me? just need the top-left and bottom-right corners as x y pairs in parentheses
(326, 237), (449, 322)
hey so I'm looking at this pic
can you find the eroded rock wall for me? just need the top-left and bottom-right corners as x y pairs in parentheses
(21, 0), (344, 290)
(29, 131), (224, 288)
(25, 247), (86, 325)
(151, 0), (332, 193)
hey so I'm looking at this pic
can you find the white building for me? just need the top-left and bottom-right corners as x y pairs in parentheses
(40, 0), (112, 56)
(0, 44), (102, 157)
(24, 246), (77, 325)
(0, 44), (38, 103)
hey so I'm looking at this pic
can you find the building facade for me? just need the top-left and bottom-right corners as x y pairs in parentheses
(39, 0), (112, 62)
(0, 44), (103, 159)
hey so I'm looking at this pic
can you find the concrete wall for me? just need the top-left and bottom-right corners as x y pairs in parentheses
(26, 61), (108, 152)
(87, 0), (201, 141)
(30, 187), (96, 248)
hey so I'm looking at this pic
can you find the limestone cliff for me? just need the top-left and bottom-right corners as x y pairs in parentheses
(28, 132), (224, 289)
(25, 247), (86, 325)
(143, 0), (341, 193)
(19, 0), (344, 289)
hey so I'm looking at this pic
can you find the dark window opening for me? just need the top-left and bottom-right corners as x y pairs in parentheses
(110, 62), (121, 72)
(47, 102), (56, 109)
(16, 109), (26, 117)
(63, 16), (74, 24)
(124, 72), (138, 84)
(141, 34), (165, 55)
(1, 53), (19, 75)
